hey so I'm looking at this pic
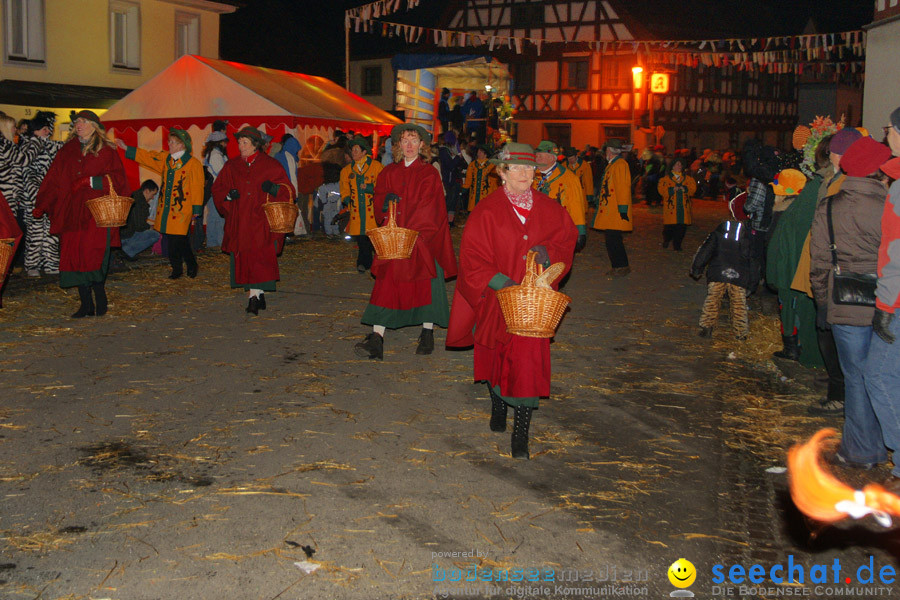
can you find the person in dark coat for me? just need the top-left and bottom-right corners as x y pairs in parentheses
(690, 203), (759, 339)
(0, 190), (22, 308)
(33, 110), (128, 318)
(212, 127), (294, 315)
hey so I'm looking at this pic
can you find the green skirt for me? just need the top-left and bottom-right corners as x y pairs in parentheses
(361, 264), (450, 329)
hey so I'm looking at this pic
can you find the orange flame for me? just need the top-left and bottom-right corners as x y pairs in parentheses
(788, 428), (900, 524)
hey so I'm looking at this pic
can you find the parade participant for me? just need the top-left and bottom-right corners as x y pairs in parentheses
(339, 136), (382, 272)
(591, 138), (632, 275)
(0, 190), (22, 308)
(447, 143), (578, 459)
(565, 146), (594, 211)
(463, 145), (497, 212)
(354, 123), (457, 360)
(533, 141), (586, 252)
(21, 112), (64, 276)
(117, 128), (204, 279)
(658, 157), (696, 251)
(33, 110), (128, 317)
(212, 127), (293, 315)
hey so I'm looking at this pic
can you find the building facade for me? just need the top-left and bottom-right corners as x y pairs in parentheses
(862, 0), (900, 134)
(0, 0), (237, 132)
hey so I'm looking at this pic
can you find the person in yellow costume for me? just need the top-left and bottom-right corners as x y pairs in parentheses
(463, 145), (497, 212)
(564, 146), (594, 212)
(533, 140), (586, 252)
(339, 137), (383, 272)
(117, 127), (205, 279)
(591, 138), (632, 276)
(658, 157), (697, 251)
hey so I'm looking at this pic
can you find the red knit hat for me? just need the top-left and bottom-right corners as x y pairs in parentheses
(840, 137), (892, 177)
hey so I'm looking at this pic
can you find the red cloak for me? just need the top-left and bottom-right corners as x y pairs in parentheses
(33, 140), (127, 273)
(369, 158), (457, 309)
(447, 187), (577, 397)
(1, 190), (22, 291)
(212, 152), (293, 285)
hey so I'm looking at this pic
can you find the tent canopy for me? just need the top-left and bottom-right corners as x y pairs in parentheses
(392, 54), (510, 94)
(102, 54), (401, 134)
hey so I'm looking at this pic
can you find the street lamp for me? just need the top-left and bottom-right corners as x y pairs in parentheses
(631, 66), (643, 144)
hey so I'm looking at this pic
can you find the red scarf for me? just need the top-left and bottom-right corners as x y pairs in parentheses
(504, 186), (533, 219)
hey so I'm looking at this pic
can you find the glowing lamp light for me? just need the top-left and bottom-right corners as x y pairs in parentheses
(631, 66), (644, 90)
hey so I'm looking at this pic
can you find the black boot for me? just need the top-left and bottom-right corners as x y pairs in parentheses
(354, 332), (384, 360)
(246, 296), (260, 315)
(511, 406), (533, 459)
(258, 293), (266, 310)
(92, 282), (108, 316)
(415, 328), (434, 355)
(489, 387), (508, 432)
(72, 285), (95, 318)
(773, 334), (800, 361)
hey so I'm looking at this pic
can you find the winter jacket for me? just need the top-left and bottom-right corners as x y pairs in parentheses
(876, 177), (900, 312)
(690, 220), (758, 290)
(810, 176), (887, 326)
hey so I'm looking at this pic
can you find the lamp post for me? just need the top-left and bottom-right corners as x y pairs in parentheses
(631, 66), (643, 144)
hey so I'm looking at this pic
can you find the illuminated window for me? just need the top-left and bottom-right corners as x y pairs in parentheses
(4, 0), (45, 64)
(175, 12), (200, 58)
(601, 56), (632, 89)
(563, 59), (589, 90)
(110, 0), (140, 70)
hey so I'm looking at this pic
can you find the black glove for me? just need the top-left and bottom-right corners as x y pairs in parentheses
(619, 212), (630, 222)
(383, 192), (400, 212)
(575, 234), (586, 253)
(529, 245), (550, 267)
(815, 307), (830, 331)
(225, 188), (240, 202)
(873, 308), (895, 344)
(261, 180), (279, 196)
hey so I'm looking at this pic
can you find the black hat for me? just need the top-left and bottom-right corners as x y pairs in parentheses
(234, 126), (265, 146)
(212, 119), (228, 132)
(30, 111), (55, 132)
(71, 109), (104, 130)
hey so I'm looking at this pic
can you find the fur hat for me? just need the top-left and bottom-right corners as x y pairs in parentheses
(829, 127), (863, 155)
(30, 111), (56, 133)
(840, 137), (892, 177)
(770, 169), (806, 196)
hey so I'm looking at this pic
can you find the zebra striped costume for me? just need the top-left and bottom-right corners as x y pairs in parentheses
(22, 136), (64, 272)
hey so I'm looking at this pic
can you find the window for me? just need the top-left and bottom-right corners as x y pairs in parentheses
(362, 66), (382, 96)
(604, 125), (629, 140)
(512, 62), (535, 94)
(110, 0), (140, 70)
(510, 3), (543, 29)
(175, 12), (199, 58)
(4, 0), (45, 63)
(600, 56), (632, 89)
(562, 59), (589, 90)
(544, 124), (571, 149)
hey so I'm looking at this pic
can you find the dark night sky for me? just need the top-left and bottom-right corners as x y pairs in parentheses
(219, 0), (873, 84)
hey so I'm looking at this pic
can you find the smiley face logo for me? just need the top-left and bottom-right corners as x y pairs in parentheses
(668, 558), (696, 588)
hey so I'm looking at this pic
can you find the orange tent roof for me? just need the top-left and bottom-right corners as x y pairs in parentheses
(102, 54), (401, 133)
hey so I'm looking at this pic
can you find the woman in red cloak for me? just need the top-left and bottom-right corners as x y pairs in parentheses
(212, 127), (293, 315)
(33, 110), (127, 318)
(0, 190), (22, 308)
(447, 143), (578, 459)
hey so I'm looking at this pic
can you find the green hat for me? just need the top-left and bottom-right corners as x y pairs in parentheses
(490, 142), (537, 167)
(234, 126), (266, 147)
(603, 138), (626, 151)
(169, 127), (192, 155)
(390, 123), (432, 146)
(563, 146), (578, 158)
(476, 144), (491, 156)
(535, 140), (559, 155)
(348, 136), (371, 152)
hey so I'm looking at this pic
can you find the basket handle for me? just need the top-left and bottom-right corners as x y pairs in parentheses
(522, 251), (538, 287)
(265, 183), (296, 203)
(387, 200), (398, 227)
(105, 175), (116, 197)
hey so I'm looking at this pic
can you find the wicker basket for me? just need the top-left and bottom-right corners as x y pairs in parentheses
(368, 201), (418, 260)
(0, 238), (14, 280)
(85, 176), (133, 228)
(495, 251), (571, 338)
(262, 184), (299, 233)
